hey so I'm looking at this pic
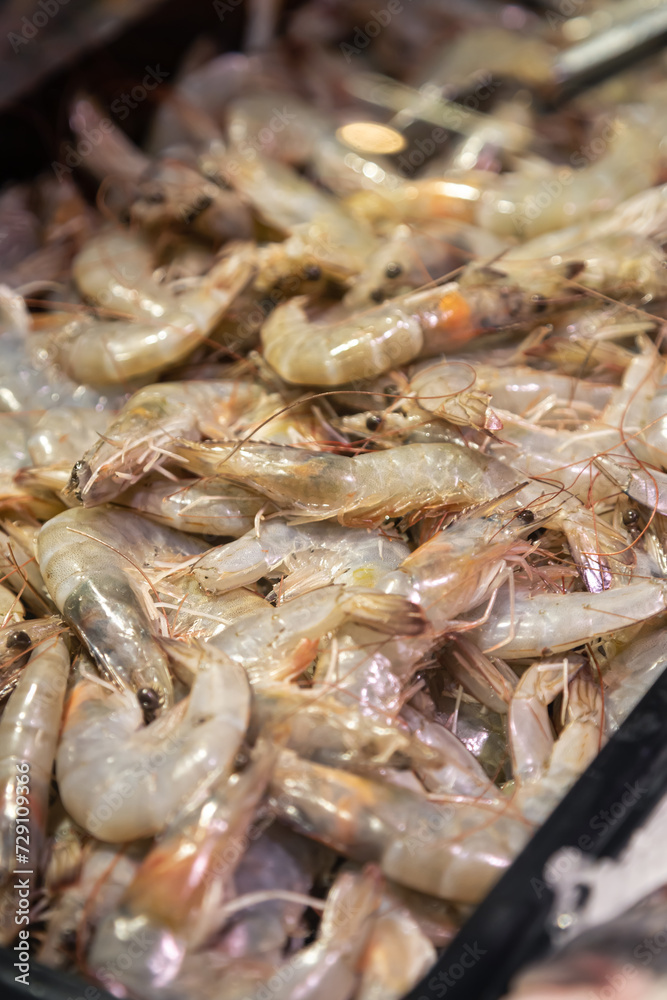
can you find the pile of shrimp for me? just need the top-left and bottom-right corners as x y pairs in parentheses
(4, 2), (667, 997)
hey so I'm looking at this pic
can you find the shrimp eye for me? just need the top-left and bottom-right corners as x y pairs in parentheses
(516, 509), (535, 524)
(303, 264), (321, 281)
(370, 289), (385, 303)
(366, 414), (382, 431)
(7, 631), (30, 651)
(623, 509), (639, 525)
(385, 262), (403, 279)
(137, 687), (161, 722)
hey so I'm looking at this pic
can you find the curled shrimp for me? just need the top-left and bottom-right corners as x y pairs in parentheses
(260, 271), (553, 387)
(53, 231), (255, 384)
(56, 639), (250, 842)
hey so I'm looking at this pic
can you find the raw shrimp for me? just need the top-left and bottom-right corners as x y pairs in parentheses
(119, 476), (265, 538)
(170, 439), (524, 526)
(270, 749), (530, 903)
(56, 639), (250, 841)
(260, 270), (559, 387)
(66, 378), (272, 505)
(356, 906), (436, 1000)
(0, 637), (69, 941)
(88, 740), (276, 995)
(210, 151), (378, 289)
(53, 234), (255, 384)
(210, 585), (424, 684)
(191, 519), (411, 597)
(250, 676), (443, 773)
(472, 578), (667, 660)
(516, 668), (604, 825)
(508, 655), (586, 785)
(38, 842), (143, 969)
(37, 507), (207, 710)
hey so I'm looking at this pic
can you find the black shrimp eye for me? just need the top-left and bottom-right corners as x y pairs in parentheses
(7, 631), (30, 651)
(137, 687), (161, 722)
(370, 288), (385, 303)
(366, 414), (382, 431)
(303, 264), (321, 281)
(623, 509), (639, 525)
(385, 261), (403, 279)
(516, 509), (535, 524)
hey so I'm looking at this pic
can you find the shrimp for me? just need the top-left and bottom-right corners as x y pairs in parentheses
(118, 476), (265, 538)
(56, 639), (250, 842)
(508, 655), (586, 786)
(246, 866), (381, 1000)
(259, 269), (558, 387)
(211, 151), (378, 289)
(38, 841), (143, 970)
(471, 578), (667, 660)
(270, 749), (530, 903)
(37, 507), (207, 711)
(356, 906), (436, 1000)
(170, 439), (524, 526)
(250, 684), (436, 770)
(190, 519), (411, 598)
(516, 668), (604, 825)
(66, 378), (272, 505)
(53, 234), (255, 384)
(0, 636), (69, 942)
(88, 740), (276, 995)
(210, 585), (424, 684)
(603, 625), (667, 733)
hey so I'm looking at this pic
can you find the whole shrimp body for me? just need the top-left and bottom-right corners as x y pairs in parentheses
(54, 230), (255, 384)
(171, 439), (524, 525)
(56, 640), (250, 841)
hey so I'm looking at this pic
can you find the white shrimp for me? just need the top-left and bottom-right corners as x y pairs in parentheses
(56, 639), (250, 842)
(472, 579), (667, 660)
(211, 150), (378, 289)
(270, 750), (530, 903)
(66, 378), (272, 505)
(88, 740), (276, 995)
(190, 519), (411, 597)
(0, 637), (69, 940)
(356, 906), (436, 1000)
(259, 270), (558, 387)
(211, 585), (424, 684)
(37, 507), (207, 710)
(53, 232), (255, 383)
(171, 439), (524, 526)
(119, 476), (265, 538)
